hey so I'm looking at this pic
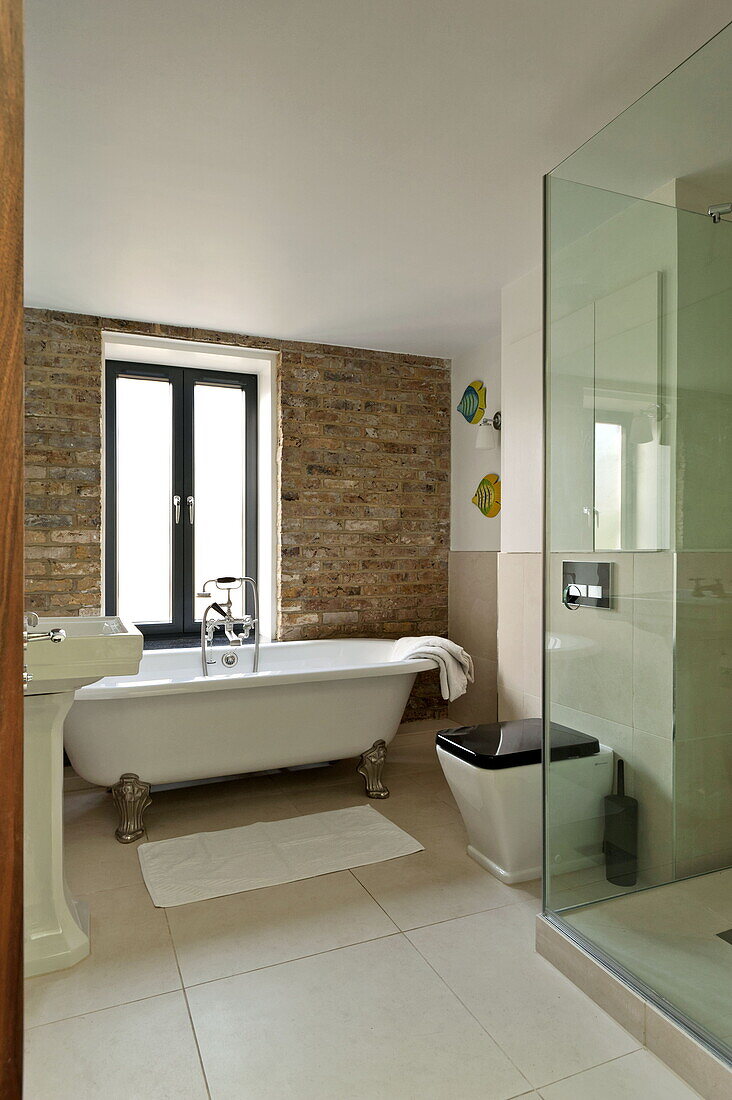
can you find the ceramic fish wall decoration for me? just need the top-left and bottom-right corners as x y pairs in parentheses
(456, 380), (486, 424)
(472, 473), (501, 517)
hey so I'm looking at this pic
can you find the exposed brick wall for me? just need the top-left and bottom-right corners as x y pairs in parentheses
(278, 349), (450, 720)
(24, 309), (450, 719)
(24, 315), (103, 615)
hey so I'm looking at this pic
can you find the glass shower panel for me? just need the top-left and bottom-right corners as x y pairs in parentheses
(546, 178), (678, 922)
(545, 175), (732, 1061)
(673, 207), (732, 884)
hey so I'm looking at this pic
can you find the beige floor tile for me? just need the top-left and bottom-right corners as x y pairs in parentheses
(267, 758), (364, 793)
(144, 776), (300, 842)
(282, 770), (459, 831)
(25, 884), (181, 1027)
(407, 902), (639, 1088)
(24, 992), (208, 1099)
(353, 821), (538, 930)
(386, 730), (443, 770)
(187, 936), (531, 1100)
(397, 719), (457, 735)
(167, 869), (397, 987)
(64, 792), (146, 894)
(538, 1049), (703, 1098)
(63, 788), (117, 831)
(271, 778), (371, 816)
(368, 778), (462, 834)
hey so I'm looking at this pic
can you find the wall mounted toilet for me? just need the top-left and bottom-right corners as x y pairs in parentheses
(436, 719), (613, 884)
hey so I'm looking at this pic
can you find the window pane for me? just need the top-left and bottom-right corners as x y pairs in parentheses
(116, 376), (173, 623)
(193, 383), (246, 620)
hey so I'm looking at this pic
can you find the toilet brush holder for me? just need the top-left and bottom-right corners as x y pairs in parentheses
(603, 758), (638, 887)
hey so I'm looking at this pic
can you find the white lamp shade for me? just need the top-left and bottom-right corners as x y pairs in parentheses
(475, 421), (497, 450)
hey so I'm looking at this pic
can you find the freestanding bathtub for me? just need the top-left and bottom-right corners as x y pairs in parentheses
(65, 638), (436, 841)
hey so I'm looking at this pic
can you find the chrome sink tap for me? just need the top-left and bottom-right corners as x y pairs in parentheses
(198, 577), (260, 676)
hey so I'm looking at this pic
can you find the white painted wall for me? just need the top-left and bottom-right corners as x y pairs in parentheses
(450, 337), (501, 551)
(500, 267), (544, 553)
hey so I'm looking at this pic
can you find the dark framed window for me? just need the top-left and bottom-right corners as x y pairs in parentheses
(105, 360), (258, 642)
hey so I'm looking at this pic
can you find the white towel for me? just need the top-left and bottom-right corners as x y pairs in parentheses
(392, 636), (474, 702)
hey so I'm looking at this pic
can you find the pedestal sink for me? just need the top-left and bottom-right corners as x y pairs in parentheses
(24, 616), (142, 978)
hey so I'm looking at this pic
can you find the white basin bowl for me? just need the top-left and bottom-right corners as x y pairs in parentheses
(24, 616), (143, 695)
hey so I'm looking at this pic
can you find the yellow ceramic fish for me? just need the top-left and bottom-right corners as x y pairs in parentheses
(456, 380), (486, 424)
(472, 473), (501, 517)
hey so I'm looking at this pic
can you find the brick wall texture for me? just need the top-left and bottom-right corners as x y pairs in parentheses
(24, 309), (450, 720)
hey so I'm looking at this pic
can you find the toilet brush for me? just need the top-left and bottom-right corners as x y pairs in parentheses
(603, 758), (638, 887)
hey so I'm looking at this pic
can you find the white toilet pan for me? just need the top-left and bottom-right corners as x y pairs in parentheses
(436, 721), (614, 884)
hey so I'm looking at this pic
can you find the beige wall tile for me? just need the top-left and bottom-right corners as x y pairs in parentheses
(497, 551), (526, 695)
(675, 733), (732, 870)
(633, 552), (674, 739)
(448, 550), (497, 661)
(522, 554), (543, 699)
(629, 730), (674, 874)
(449, 656), (498, 726)
(547, 553), (634, 727)
(498, 683), (527, 722)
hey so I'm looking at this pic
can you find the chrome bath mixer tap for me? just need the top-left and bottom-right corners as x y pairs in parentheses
(199, 576), (260, 676)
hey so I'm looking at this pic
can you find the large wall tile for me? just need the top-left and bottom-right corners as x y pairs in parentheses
(547, 553), (634, 728)
(632, 552), (674, 738)
(448, 551), (497, 661)
(630, 730), (674, 875)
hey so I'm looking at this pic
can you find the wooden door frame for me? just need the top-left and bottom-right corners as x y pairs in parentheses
(0, 0), (24, 1093)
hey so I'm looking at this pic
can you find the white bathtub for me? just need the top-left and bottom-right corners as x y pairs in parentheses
(65, 639), (435, 788)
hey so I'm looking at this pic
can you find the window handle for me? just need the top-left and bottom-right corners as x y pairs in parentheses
(187, 495), (195, 524)
(173, 494), (181, 524)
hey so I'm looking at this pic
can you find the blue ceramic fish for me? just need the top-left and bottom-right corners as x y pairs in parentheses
(456, 380), (486, 424)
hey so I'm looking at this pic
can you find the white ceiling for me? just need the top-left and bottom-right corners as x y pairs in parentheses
(24, 1), (732, 357)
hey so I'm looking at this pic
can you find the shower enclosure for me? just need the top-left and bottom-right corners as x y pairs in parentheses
(543, 23), (732, 1065)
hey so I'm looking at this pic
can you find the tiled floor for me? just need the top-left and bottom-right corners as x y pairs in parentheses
(25, 724), (702, 1098)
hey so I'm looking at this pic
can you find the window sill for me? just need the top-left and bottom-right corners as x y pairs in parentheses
(143, 634), (255, 651)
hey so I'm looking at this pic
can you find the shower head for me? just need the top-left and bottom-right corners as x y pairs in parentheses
(708, 202), (732, 223)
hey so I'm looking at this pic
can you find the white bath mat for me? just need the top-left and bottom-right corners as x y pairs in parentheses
(137, 805), (424, 907)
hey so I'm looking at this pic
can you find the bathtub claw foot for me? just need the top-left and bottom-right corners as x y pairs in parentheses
(357, 740), (389, 799)
(111, 773), (151, 843)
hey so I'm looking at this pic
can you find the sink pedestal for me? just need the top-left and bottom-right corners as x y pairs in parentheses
(24, 690), (90, 977)
(23, 615), (142, 978)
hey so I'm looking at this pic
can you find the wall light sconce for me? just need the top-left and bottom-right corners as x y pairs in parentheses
(475, 411), (501, 450)
(628, 403), (663, 446)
